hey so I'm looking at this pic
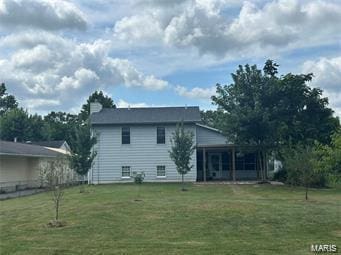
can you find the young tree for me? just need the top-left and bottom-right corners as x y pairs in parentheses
(40, 158), (73, 226)
(169, 123), (195, 191)
(69, 123), (97, 192)
(282, 145), (318, 200)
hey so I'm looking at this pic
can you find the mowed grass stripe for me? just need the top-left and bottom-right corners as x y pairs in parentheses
(0, 183), (340, 255)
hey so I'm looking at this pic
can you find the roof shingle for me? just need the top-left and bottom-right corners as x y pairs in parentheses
(0, 140), (63, 157)
(91, 106), (201, 125)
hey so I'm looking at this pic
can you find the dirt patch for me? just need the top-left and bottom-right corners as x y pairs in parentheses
(47, 220), (66, 228)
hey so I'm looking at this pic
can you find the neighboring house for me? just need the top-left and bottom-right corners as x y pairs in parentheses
(89, 103), (260, 184)
(31, 140), (71, 153)
(0, 140), (70, 192)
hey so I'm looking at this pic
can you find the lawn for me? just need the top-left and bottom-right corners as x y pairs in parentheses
(0, 183), (340, 255)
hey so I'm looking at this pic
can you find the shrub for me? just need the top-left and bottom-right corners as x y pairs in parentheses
(132, 171), (145, 184)
(273, 169), (287, 183)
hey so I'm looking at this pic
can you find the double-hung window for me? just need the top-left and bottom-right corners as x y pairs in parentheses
(157, 165), (166, 177)
(122, 166), (131, 177)
(157, 127), (165, 144)
(122, 127), (130, 144)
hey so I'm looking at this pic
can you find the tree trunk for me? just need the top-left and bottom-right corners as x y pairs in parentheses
(55, 199), (59, 221)
(258, 150), (264, 181)
(305, 185), (308, 200)
(182, 174), (185, 191)
(79, 182), (84, 193)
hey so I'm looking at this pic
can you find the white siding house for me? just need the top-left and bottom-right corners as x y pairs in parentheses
(89, 104), (260, 183)
(89, 124), (197, 183)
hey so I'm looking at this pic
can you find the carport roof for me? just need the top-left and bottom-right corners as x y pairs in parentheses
(0, 140), (63, 158)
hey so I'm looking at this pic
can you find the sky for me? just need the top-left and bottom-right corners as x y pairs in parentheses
(0, 0), (340, 117)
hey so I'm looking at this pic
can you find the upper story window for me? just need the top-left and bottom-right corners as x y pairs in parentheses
(157, 126), (165, 144)
(122, 127), (130, 144)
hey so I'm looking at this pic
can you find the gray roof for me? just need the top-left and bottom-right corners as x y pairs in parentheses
(31, 140), (66, 148)
(0, 140), (63, 157)
(91, 106), (201, 125)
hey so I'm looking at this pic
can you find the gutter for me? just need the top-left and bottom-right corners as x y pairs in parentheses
(0, 153), (57, 158)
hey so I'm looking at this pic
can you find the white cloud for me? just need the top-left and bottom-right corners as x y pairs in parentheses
(302, 56), (341, 117)
(0, 0), (87, 30)
(0, 32), (170, 112)
(109, 59), (169, 90)
(302, 57), (341, 93)
(114, 14), (163, 43)
(0, 30), (70, 51)
(175, 85), (216, 100)
(116, 99), (149, 108)
(113, 0), (341, 57)
(21, 98), (60, 109)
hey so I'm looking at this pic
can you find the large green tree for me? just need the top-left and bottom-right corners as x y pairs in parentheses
(200, 109), (226, 130)
(212, 60), (339, 180)
(0, 108), (31, 142)
(0, 83), (18, 116)
(212, 62), (279, 179)
(43, 111), (79, 143)
(272, 73), (339, 145)
(79, 91), (115, 121)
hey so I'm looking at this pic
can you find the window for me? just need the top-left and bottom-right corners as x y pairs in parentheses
(235, 152), (256, 171)
(122, 127), (130, 144)
(157, 165), (166, 177)
(122, 166), (131, 177)
(157, 127), (165, 144)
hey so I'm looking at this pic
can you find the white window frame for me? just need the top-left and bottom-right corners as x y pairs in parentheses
(121, 166), (131, 178)
(156, 165), (166, 178)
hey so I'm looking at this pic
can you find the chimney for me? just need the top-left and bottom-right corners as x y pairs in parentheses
(90, 101), (102, 115)
(14, 137), (17, 143)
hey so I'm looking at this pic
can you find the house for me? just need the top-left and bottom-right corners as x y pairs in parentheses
(89, 102), (260, 184)
(0, 140), (70, 192)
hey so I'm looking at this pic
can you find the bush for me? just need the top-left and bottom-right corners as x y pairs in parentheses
(132, 171), (145, 184)
(273, 169), (287, 183)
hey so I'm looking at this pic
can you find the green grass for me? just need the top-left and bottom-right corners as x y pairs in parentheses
(1, 183), (340, 255)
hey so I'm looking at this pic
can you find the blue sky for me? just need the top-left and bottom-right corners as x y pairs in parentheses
(0, 0), (340, 116)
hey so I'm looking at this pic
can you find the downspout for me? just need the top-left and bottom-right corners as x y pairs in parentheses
(97, 132), (100, 184)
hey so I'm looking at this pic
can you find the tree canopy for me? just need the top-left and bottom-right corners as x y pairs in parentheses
(79, 91), (115, 121)
(211, 60), (339, 148)
(0, 83), (18, 116)
(0, 86), (113, 151)
(68, 123), (97, 178)
(169, 123), (195, 190)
